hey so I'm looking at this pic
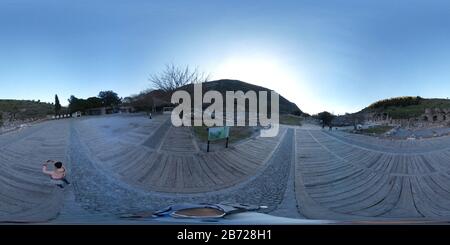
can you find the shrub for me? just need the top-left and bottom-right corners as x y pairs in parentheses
(368, 96), (422, 110)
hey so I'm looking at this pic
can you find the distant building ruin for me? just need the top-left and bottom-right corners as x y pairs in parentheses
(85, 107), (107, 116)
(367, 108), (450, 128)
(119, 106), (135, 113)
(422, 108), (449, 123)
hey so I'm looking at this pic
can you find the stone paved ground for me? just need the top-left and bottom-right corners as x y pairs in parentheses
(61, 123), (296, 220)
(295, 129), (450, 220)
(3, 114), (450, 223)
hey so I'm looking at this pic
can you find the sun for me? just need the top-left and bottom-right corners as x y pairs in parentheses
(213, 55), (293, 89)
(212, 54), (315, 113)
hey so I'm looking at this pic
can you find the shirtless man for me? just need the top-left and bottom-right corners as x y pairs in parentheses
(42, 160), (70, 188)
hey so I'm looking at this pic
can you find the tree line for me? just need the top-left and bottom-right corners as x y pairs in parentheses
(67, 91), (121, 114)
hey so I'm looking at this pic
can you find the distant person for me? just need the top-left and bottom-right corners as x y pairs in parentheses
(42, 160), (70, 188)
(329, 125), (332, 131)
(149, 112), (152, 119)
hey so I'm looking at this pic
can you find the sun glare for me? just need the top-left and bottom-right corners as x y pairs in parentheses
(213, 55), (318, 113)
(214, 56), (290, 87)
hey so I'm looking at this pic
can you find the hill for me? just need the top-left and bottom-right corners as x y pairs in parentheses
(361, 96), (450, 119)
(0, 100), (56, 125)
(178, 79), (302, 114)
(129, 79), (303, 115)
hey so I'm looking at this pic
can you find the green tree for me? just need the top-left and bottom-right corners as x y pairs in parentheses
(55, 94), (61, 116)
(69, 94), (112, 114)
(68, 95), (85, 113)
(316, 111), (336, 127)
(98, 91), (121, 107)
(86, 97), (103, 108)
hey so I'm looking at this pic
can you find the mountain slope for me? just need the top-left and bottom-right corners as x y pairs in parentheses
(178, 79), (302, 114)
(0, 100), (55, 123)
(360, 96), (450, 119)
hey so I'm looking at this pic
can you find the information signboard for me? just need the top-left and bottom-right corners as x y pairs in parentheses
(206, 126), (230, 152)
(207, 126), (230, 141)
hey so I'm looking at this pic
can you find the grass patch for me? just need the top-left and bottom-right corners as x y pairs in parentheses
(359, 125), (394, 135)
(193, 126), (254, 143)
(279, 114), (302, 126)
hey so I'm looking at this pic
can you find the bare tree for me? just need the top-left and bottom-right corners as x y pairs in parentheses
(149, 63), (209, 92)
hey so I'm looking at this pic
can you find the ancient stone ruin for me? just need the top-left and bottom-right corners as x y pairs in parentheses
(367, 108), (450, 128)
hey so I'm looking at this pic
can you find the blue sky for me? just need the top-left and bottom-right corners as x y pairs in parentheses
(1, 0), (450, 114)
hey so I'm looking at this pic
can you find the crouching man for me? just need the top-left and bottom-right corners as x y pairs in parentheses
(42, 160), (70, 188)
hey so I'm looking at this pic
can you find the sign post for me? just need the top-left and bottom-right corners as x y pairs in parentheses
(207, 126), (230, 152)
